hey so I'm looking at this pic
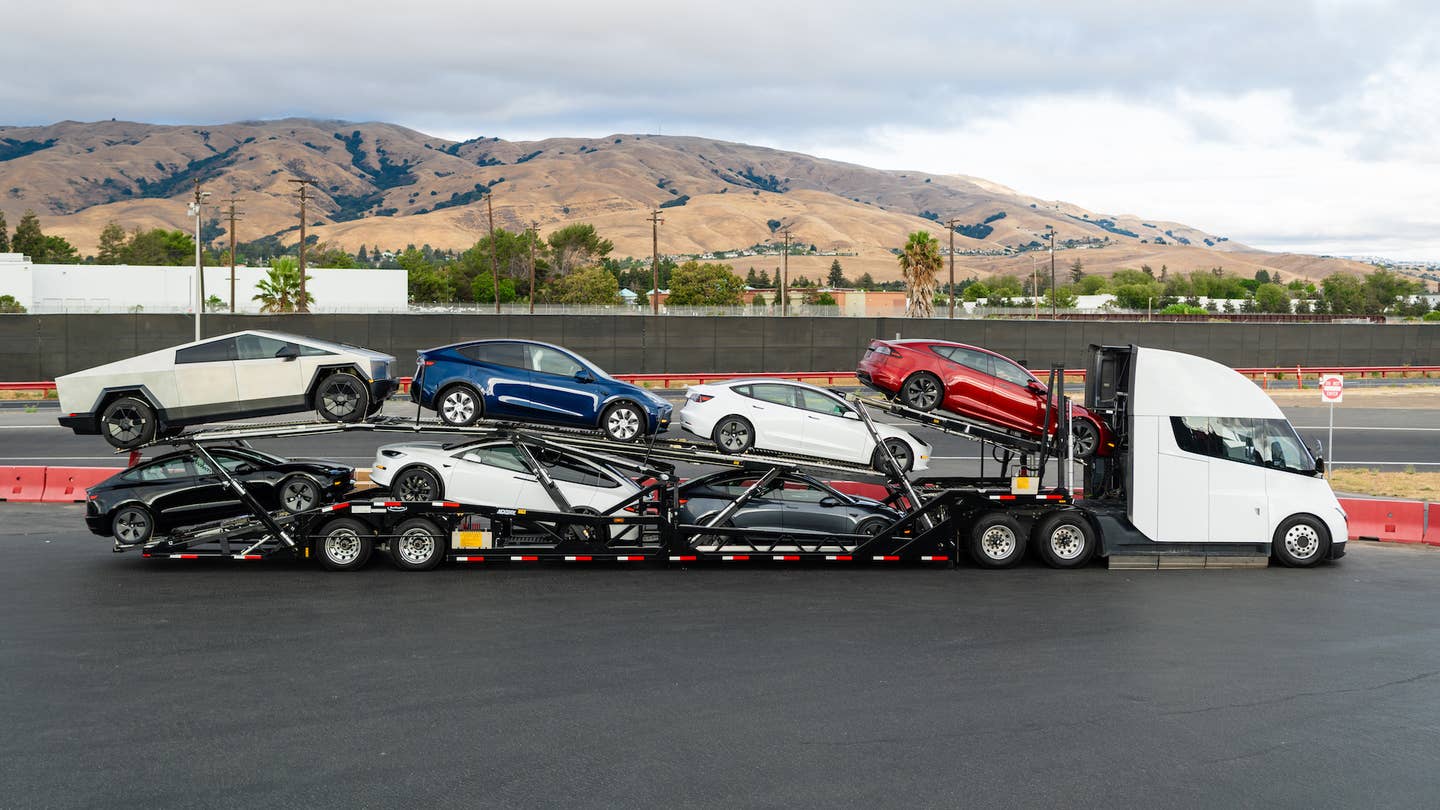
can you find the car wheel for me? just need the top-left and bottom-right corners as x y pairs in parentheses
(1272, 514), (1330, 568)
(691, 514), (735, 549)
(437, 384), (482, 427)
(314, 372), (371, 423)
(112, 505), (154, 546)
(854, 517), (890, 538)
(389, 517), (447, 571)
(967, 512), (1026, 569)
(712, 415), (755, 454)
(1033, 511), (1097, 569)
(568, 505), (611, 544)
(1070, 418), (1100, 460)
(393, 467), (442, 502)
(279, 475), (322, 513)
(601, 402), (645, 442)
(899, 373), (943, 412)
(101, 396), (157, 449)
(315, 518), (373, 571)
(871, 438), (914, 473)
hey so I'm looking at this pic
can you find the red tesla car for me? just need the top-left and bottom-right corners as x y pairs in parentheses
(855, 339), (1111, 458)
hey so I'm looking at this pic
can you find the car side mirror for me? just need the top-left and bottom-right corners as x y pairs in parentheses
(233, 464), (256, 475)
(574, 371), (594, 383)
(276, 344), (300, 361)
(1026, 380), (1046, 394)
(1314, 457), (1325, 475)
(819, 496), (841, 508)
(842, 410), (860, 420)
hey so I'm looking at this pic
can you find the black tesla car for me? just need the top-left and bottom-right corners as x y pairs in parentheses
(85, 446), (354, 546)
(677, 470), (902, 538)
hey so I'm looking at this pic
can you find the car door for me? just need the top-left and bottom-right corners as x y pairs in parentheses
(741, 383), (809, 451)
(773, 478), (853, 533)
(723, 477), (788, 530)
(988, 355), (1049, 434)
(445, 444), (534, 507)
(140, 454), (235, 529)
(795, 387), (872, 463)
(1204, 419), (1270, 542)
(233, 333), (306, 412)
(210, 448), (278, 509)
(172, 337), (239, 420)
(931, 346), (997, 422)
(521, 344), (599, 427)
(460, 342), (532, 419)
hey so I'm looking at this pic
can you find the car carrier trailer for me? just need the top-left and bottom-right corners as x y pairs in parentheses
(108, 345), (1347, 571)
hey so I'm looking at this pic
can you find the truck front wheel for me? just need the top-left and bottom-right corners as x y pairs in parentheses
(1034, 511), (1097, 569)
(967, 512), (1026, 569)
(1272, 515), (1330, 568)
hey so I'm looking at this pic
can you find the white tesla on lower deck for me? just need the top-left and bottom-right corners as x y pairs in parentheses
(679, 379), (932, 472)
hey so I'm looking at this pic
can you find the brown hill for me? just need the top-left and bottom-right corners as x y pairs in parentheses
(0, 118), (1365, 283)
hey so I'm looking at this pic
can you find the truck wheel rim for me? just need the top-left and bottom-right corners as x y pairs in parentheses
(398, 474), (434, 501)
(442, 391), (475, 423)
(116, 510), (148, 543)
(1284, 524), (1320, 559)
(325, 529), (362, 564)
(397, 528), (437, 564)
(608, 408), (640, 439)
(283, 481), (317, 511)
(907, 378), (939, 409)
(323, 380), (360, 417)
(1050, 524), (1085, 560)
(718, 420), (749, 450)
(107, 406), (147, 442)
(981, 526), (1016, 559)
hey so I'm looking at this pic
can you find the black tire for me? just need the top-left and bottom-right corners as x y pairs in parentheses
(1070, 418), (1100, 461)
(278, 475), (322, 514)
(392, 466), (442, 502)
(111, 504), (154, 546)
(967, 512), (1027, 569)
(436, 384), (482, 427)
(315, 517), (374, 571)
(601, 401), (646, 442)
(314, 372), (370, 423)
(389, 517), (447, 571)
(100, 396), (157, 450)
(899, 373), (943, 412)
(871, 438), (914, 473)
(854, 517), (890, 538)
(1033, 511), (1097, 569)
(712, 415), (755, 454)
(568, 505), (611, 544)
(1272, 514), (1331, 568)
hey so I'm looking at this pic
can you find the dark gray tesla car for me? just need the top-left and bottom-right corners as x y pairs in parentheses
(677, 470), (902, 537)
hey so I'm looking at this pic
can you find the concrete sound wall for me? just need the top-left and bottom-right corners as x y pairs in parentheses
(2, 314), (1438, 380)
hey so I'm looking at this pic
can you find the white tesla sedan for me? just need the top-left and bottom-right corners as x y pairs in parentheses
(678, 379), (932, 472)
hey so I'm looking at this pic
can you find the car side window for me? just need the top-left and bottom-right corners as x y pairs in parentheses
(991, 357), (1033, 388)
(176, 338), (237, 364)
(948, 347), (993, 376)
(749, 383), (796, 408)
(462, 445), (529, 473)
(462, 342), (528, 368)
(296, 343), (333, 356)
(769, 479), (830, 503)
(528, 346), (584, 378)
(208, 451), (251, 472)
(797, 389), (848, 416)
(544, 458), (617, 488)
(128, 456), (197, 481)
(235, 334), (293, 361)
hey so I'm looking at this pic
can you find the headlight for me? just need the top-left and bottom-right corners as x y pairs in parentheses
(381, 450), (402, 458)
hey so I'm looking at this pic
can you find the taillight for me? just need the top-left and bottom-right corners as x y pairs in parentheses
(423, 360), (436, 366)
(688, 393), (713, 403)
(871, 344), (899, 357)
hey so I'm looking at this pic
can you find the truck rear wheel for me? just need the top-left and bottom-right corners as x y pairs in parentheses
(389, 518), (446, 571)
(1272, 515), (1330, 568)
(1034, 511), (1096, 569)
(316, 518), (374, 571)
(967, 512), (1026, 568)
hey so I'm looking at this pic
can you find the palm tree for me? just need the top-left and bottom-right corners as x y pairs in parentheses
(898, 231), (942, 318)
(253, 257), (315, 313)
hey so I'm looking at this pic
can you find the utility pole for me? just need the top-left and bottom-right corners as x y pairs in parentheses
(487, 193), (501, 314)
(780, 229), (793, 316)
(188, 180), (210, 340)
(943, 218), (960, 319)
(287, 178), (315, 313)
(1031, 253), (1039, 319)
(647, 209), (664, 314)
(219, 197), (244, 313)
(1046, 225), (1057, 317)
(525, 222), (539, 315)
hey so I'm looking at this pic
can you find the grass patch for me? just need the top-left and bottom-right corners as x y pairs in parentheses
(1329, 468), (1440, 501)
(0, 389), (54, 401)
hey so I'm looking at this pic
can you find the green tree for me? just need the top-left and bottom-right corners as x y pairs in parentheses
(1069, 257), (1085, 284)
(666, 261), (744, 306)
(470, 267), (517, 304)
(0, 294), (25, 313)
(546, 223), (612, 277)
(96, 222), (127, 264)
(751, 293), (767, 306)
(1321, 273), (1365, 315)
(458, 229), (549, 300)
(1077, 275), (1108, 295)
(40, 235), (80, 263)
(963, 281), (990, 302)
(1254, 269), (1271, 284)
(122, 228), (195, 265)
(897, 231), (942, 317)
(253, 257), (314, 313)
(543, 266), (621, 304)
(807, 289), (838, 306)
(1044, 287), (1078, 309)
(827, 258), (848, 288)
(0, 211), (8, 252)
(1112, 282), (1165, 310)
(1362, 267), (1420, 313)
(312, 244), (358, 268)
(399, 249), (454, 303)
(856, 272), (875, 290)
(1254, 283), (1291, 313)
(11, 210), (46, 260)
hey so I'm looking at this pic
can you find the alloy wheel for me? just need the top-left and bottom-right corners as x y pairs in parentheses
(396, 527), (438, 566)
(114, 509), (150, 544)
(904, 377), (940, 410)
(282, 479), (318, 512)
(322, 380), (361, 419)
(442, 390), (476, 424)
(1284, 523), (1321, 561)
(607, 407), (641, 440)
(718, 420), (750, 451)
(1048, 524), (1086, 560)
(980, 525), (1017, 560)
(324, 529), (363, 566)
(106, 406), (147, 443)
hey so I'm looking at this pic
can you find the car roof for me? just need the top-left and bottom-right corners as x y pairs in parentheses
(423, 338), (572, 355)
(713, 378), (845, 397)
(882, 338), (1017, 362)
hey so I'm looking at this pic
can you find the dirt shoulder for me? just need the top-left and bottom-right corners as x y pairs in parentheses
(1267, 385), (1440, 410)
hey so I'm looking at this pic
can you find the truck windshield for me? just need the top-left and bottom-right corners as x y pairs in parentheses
(1171, 416), (1318, 476)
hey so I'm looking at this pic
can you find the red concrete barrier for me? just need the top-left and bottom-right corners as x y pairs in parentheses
(40, 467), (116, 503)
(0, 466), (48, 502)
(1337, 497), (1426, 544)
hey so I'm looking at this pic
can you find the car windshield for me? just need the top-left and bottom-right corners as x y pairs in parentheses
(562, 347), (613, 380)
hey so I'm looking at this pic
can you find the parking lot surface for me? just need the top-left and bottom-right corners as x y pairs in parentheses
(4, 503), (1439, 808)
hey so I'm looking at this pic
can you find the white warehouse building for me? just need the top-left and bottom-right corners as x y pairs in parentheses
(0, 254), (407, 314)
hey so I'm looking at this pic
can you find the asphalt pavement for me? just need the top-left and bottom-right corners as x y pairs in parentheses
(2, 502), (1438, 808)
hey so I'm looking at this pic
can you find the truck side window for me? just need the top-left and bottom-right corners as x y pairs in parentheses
(1171, 416), (1315, 475)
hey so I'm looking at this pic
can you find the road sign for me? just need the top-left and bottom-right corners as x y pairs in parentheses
(1319, 373), (1344, 404)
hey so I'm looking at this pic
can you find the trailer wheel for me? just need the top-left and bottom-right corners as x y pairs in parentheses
(1271, 515), (1331, 568)
(316, 518), (374, 571)
(899, 373), (943, 412)
(1034, 511), (1097, 569)
(967, 512), (1026, 568)
(389, 518), (446, 571)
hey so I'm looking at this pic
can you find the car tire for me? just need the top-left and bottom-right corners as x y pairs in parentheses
(1070, 418), (1100, 461)
(278, 475), (322, 514)
(967, 512), (1026, 569)
(111, 504), (155, 546)
(437, 384), (482, 427)
(314, 372), (370, 423)
(392, 467), (442, 502)
(1033, 511), (1097, 569)
(1272, 514), (1331, 568)
(315, 517), (374, 572)
(601, 401), (646, 442)
(569, 505), (611, 544)
(854, 517), (891, 538)
(389, 517), (447, 571)
(899, 373), (943, 412)
(100, 396), (157, 450)
(871, 438), (914, 473)
(712, 415), (755, 454)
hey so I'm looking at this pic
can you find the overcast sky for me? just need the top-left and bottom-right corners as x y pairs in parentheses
(7, 1), (1439, 259)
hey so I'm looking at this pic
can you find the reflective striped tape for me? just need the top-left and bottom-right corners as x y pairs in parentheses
(773, 555), (800, 561)
(669, 555), (697, 561)
(921, 555), (948, 561)
(564, 555), (592, 561)
(722, 555), (750, 561)
(825, 555), (853, 561)
(873, 555), (900, 561)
